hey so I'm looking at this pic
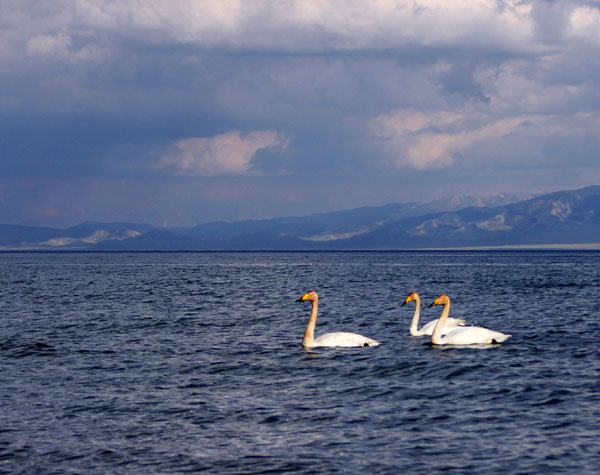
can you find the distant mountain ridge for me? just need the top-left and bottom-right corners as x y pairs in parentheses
(1, 187), (599, 250)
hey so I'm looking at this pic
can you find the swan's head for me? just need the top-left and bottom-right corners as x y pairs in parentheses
(402, 292), (420, 306)
(430, 294), (450, 307)
(297, 290), (318, 302)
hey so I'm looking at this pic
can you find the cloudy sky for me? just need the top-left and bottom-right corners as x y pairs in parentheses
(2, 0), (600, 227)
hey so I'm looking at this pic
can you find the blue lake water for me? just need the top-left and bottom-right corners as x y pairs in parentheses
(1, 251), (599, 474)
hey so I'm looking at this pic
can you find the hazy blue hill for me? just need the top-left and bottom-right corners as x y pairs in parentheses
(216, 232), (316, 250)
(170, 203), (425, 241)
(65, 221), (153, 238)
(91, 229), (208, 251)
(171, 195), (522, 243)
(91, 229), (315, 251)
(0, 222), (154, 249)
(1, 186), (599, 250)
(336, 185), (600, 248)
(0, 224), (63, 247)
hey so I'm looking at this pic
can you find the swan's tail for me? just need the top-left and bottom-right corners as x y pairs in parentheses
(494, 333), (511, 343)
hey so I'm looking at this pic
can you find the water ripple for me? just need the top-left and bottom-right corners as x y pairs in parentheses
(1, 251), (599, 473)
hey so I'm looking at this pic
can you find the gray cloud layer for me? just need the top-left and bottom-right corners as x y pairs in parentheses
(1, 1), (600, 226)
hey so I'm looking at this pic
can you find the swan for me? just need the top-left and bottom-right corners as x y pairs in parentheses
(297, 290), (380, 349)
(429, 294), (511, 345)
(402, 292), (466, 336)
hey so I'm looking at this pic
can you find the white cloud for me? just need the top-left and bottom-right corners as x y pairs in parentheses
(408, 0), (534, 48)
(369, 110), (467, 169)
(160, 130), (287, 176)
(567, 5), (600, 45)
(25, 31), (106, 62)
(370, 109), (561, 170)
(26, 31), (71, 57)
(370, 105), (600, 171)
(474, 58), (586, 114)
(3, 0), (537, 56)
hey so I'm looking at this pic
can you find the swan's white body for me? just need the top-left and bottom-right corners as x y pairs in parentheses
(402, 292), (466, 336)
(430, 295), (511, 345)
(297, 291), (380, 349)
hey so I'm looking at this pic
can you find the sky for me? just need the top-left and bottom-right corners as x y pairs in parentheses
(2, 0), (600, 228)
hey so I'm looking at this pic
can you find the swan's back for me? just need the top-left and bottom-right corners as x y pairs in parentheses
(313, 332), (380, 348)
(417, 317), (466, 336)
(439, 326), (511, 345)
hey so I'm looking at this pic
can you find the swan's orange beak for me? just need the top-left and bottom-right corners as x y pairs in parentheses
(402, 295), (412, 306)
(296, 293), (309, 302)
(429, 296), (441, 307)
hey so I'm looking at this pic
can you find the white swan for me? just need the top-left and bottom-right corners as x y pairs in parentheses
(297, 290), (380, 349)
(402, 292), (466, 336)
(429, 294), (511, 345)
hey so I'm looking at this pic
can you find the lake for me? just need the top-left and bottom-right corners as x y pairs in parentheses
(1, 251), (599, 473)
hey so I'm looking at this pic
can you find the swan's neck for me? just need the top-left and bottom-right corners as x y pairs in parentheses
(431, 300), (450, 345)
(302, 299), (318, 348)
(409, 295), (421, 336)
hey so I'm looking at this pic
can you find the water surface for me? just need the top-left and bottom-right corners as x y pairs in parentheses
(1, 251), (599, 473)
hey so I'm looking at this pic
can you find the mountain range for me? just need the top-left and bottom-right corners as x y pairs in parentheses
(2, 186), (600, 250)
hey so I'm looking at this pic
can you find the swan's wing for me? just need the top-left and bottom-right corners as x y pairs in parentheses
(444, 317), (468, 330)
(441, 326), (511, 345)
(417, 320), (438, 335)
(417, 317), (467, 336)
(313, 332), (380, 347)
